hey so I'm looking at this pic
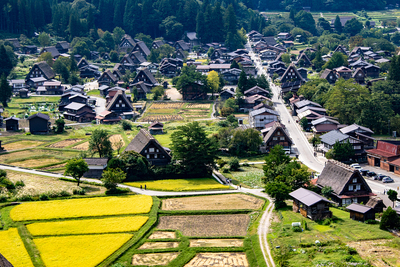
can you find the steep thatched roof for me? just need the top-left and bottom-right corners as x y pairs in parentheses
(0, 253), (13, 267)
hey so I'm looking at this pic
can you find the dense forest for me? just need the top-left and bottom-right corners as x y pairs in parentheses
(0, 0), (265, 46)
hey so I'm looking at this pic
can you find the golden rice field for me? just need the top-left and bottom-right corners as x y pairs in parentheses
(124, 178), (229, 191)
(10, 195), (153, 221)
(150, 102), (184, 109)
(34, 233), (133, 267)
(27, 216), (148, 236)
(0, 228), (34, 267)
(185, 103), (211, 109)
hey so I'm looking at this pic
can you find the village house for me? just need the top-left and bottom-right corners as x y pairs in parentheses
(240, 94), (270, 112)
(132, 81), (152, 100)
(129, 51), (147, 65)
(22, 45), (38, 54)
(174, 40), (190, 52)
(55, 41), (70, 54)
(316, 160), (375, 206)
(63, 103), (96, 122)
(95, 110), (121, 124)
(290, 187), (333, 220)
(311, 117), (340, 134)
(219, 88), (236, 100)
(181, 82), (208, 100)
(98, 70), (119, 86)
(185, 32), (200, 48)
(262, 121), (292, 154)
(280, 64), (306, 95)
(294, 52), (312, 68)
(119, 36), (136, 52)
(59, 92), (88, 111)
(149, 122), (164, 135)
(125, 129), (172, 166)
(334, 66), (352, 80)
(249, 107), (279, 130)
(83, 158), (108, 178)
(221, 68), (241, 85)
(9, 80), (26, 93)
(320, 69), (338, 84)
(132, 68), (158, 88)
(25, 61), (55, 88)
(340, 124), (374, 150)
(259, 49), (277, 61)
(244, 86), (270, 98)
(151, 39), (165, 49)
(37, 81), (65, 95)
(319, 130), (365, 160)
(333, 45), (348, 55)
(366, 140), (400, 174)
(362, 64), (380, 78)
(40, 46), (60, 58)
(292, 99), (322, 116)
(106, 90), (136, 119)
(27, 113), (50, 134)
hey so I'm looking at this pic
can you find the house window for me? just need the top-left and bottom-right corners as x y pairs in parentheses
(149, 148), (155, 152)
(273, 137), (277, 140)
(146, 154), (150, 158)
(157, 149), (159, 152)
(280, 137), (285, 140)
(277, 131), (280, 135)
(154, 154), (158, 159)
(352, 198), (358, 203)
(348, 185), (353, 191)
(116, 104), (119, 107)
(352, 178), (357, 183)
(356, 185), (361, 190)
(354, 146), (361, 150)
(122, 104), (125, 107)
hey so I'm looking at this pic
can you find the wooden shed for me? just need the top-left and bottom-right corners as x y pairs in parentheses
(27, 113), (50, 134)
(346, 203), (376, 222)
(5, 117), (19, 131)
(366, 197), (386, 213)
(289, 187), (333, 221)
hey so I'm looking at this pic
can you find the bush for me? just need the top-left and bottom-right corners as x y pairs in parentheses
(380, 206), (400, 230)
(15, 180), (25, 187)
(39, 193), (50, 200)
(229, 157), (240, 171)
(73, 188), (86, 195)
(121, 120), (132, 130)
(60, 190), (72, 197)
(292, 226), (302, 232)
(0, 194), (7, 202)
(365, 219), (379, 224)
(91, 120), (96, 124)
(0, 179), (15, 190)
(0, 170), (7, 178)
(105, 187), (130, 195)
(222, 167), (230, 173)
(216, 159), (227, 168)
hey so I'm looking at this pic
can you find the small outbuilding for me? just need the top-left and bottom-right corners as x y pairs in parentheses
(19, 88), (29, 98)
(5, 117), (19, 131)
(83, 158), (108, 178)
(366, 197), (386, 213)
(27, 113), (50, 134)
(149, 121), (164, 135)
(346, 203), (376, 222)
(289, 187), (333, 221)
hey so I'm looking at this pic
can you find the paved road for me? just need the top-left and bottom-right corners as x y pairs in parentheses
(92, 96), (106, 115)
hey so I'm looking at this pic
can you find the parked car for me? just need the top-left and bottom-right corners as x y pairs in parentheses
(383, 177), (394, 183)
(350, 163), (360, 168)
(374, 174), (386, 180)
(360, 169), (369, 176)
(367, 171), (376, 177)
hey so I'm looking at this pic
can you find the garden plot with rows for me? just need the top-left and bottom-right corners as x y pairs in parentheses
(0, 195), (156, 267)
(114, 193), (268, 267)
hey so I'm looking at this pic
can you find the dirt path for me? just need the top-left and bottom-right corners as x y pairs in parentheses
(165, 86), (181, 101)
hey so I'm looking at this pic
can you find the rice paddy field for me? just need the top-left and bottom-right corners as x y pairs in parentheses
(124, 178), (230, 191)
(0, 193), (267, 267)
(10, 195), (153, 221)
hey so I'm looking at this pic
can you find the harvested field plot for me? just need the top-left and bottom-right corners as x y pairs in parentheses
(185, 252), (248, 267)
(12, 157), (61, 167)
(27, 216), (148, 236)
(141, 115), (183, 122)
(7, 171), (105, 197)
(186, 103), (211, 109)
(151, 102), (184, 109)
(48, 139), (84, 148)
(34, 233), (133, 267)
(138, 241), (180, 250)
(131, 252), (179, 266)
(0, 228), (34, 267)
(0, 149), (79, 162)
(72, 141), (88, 150)
(110, 134), (124, 149)
(157, 214), (250, 237)
(190, 239), (243, 248)
(162, 194), (264, 211)
(11, 195), (153, 221)
(185, 115), (209, 118)
(3, 140), (44, 150)
(348, 239), (400, 267)
(149, 231), (176, 239)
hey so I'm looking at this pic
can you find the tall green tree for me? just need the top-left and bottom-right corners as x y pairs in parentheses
(388, 55), (400, 82)
(334, 15), (343, 33)
(171, 121), (219, 175)
(0, 74), (12, 107)
(102, 168), (126, 191)
(380, 206), (399, 230)
(323, 52), (348, 69)
(331, 141), (355, 162)
(64, 158), (89, 186)
(387, 189), (398, 208)
(89, 129), (113, 158)
(0, 45), (13, 77)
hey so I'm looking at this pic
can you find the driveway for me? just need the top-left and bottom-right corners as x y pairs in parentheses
(165, 86), (181, 101)
(92, 96), (106, 115)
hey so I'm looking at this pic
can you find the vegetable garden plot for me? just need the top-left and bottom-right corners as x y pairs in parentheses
(48, 139), (84, 148)
(185, 252), (249, 267)
(140, 115), (184, 122)
(150, 102), (184, 109)
(131, 252), (179, 266)
(185, 104), (211, 109)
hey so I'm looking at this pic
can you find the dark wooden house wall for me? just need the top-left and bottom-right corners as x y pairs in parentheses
(29, 117), (49, 134)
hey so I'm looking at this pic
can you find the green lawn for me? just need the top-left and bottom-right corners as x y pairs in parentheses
(223, 166), (265, 188)
(87, 89), (102, 97)
(268, 203), (394, 266)
(124, 178), (230, 191)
